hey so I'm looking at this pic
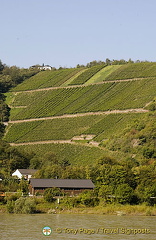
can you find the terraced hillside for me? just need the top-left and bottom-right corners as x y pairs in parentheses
(4, 62), (156, 165)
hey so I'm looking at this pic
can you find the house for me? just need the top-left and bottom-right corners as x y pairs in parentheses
(29, 178), (95, 196)
(38, 64), (52, 70)
(12, 169), (37, 180)
(30, 64), (52, 70)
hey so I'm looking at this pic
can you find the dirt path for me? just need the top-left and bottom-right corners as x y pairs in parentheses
(9, 108), (148, 124)
(10, 140), (73, 146)
(13, 77), (150, 94)
(9, 139), (105, 149)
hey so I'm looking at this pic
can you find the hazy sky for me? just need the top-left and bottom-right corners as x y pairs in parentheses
(1, 0), (156, 68)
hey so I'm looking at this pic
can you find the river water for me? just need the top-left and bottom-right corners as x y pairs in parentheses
(0, 213), (156, 240)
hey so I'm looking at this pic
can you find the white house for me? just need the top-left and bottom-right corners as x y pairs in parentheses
(38, 65), (52, 70)
(12, 169), (37, 180)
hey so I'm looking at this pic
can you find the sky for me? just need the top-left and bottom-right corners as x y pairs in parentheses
(0, 0), (156, 68)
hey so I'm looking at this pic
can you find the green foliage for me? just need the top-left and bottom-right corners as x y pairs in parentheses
(1, 177), (19, 192)
(136, 182), (156, 206)
(19, 178), (29, 194)
(36, 165), (63, 179)
(0, 60), (4, 72)
(0, 100), (10, 122)
(7, 200), (15, 213)
(143, 147), (155, 159)
(14, 197), (36, 213)
(79, 191), (99, 207)
(16, 143), (106, 166)
(7, 148), (31, 171)
(5, 192), (22, 202)
(0, 64), (39, 93)
(115, 184), (134, 204)
(98, 185), (113, 202)
(44, 188), (62, 202)
(1, 60), (156, 208)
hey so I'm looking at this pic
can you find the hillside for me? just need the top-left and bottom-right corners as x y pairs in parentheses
(3, 62), (156, 166)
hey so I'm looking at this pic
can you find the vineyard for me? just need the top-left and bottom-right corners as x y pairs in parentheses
(8, 78), (156, 120)
(85, 65), (122, 84)
(14, 143), (107, 165)
(4, 113), (146, 144)
(105, 62), (156, 80)
(3, 62), (156, 165)
(12, 68), (83, 91)
(68, 64), (106, 85)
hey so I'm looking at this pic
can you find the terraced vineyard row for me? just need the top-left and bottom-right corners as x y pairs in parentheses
(4, 113), (146, 143)
(84, 113), (145, 142)
(4, 115), (102, 143)
(12, 68), (83, 91)
(85, 65), (122, 84)
(69, 64), (106, 85)
(105, 62), (156, 80)
(9, 78), (156, 120)
(15, 142), (107, 165)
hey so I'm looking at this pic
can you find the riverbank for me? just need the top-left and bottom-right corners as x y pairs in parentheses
(1, 202), (156, 216)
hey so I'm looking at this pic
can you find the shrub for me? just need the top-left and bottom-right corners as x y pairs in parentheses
(79, 191), (99, 207)
(7, 200), (15, 213)
(14, 197), (26, 213)
(22, 198), (36, 214)
(115, 184), (134, 204)
(14, 197), (36, 214)
(44, 188), (62, 202)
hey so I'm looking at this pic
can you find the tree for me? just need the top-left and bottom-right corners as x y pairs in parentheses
(14, 197), (36, 213)
(0, 60), (4, 72)
(115, 184), (134, 204)
(19, 177), (29, 195)
(6, 148), (30, 171)
(105, 58), (111, 65)
(44, 188), (62, 202)
(98, 185), (113, 202)
(79, 190), (99, 207)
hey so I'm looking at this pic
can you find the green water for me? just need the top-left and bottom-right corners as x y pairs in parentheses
(0, 214), (156, 240)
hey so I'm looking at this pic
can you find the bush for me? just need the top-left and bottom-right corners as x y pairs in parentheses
(44, 188), (62, 202)
(5, 192), (22, 202)
(79, 191), (99, 207)
(14, 197), (36, 214)
(14, 197), (25, 213)
(22, 198), (36, 214)
(7, 200), (15, 213)
(115, 184), (134, 204)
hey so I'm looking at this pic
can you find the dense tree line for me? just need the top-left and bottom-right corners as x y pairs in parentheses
(0, 59), (39, 179)
(76, 58), (150, 69)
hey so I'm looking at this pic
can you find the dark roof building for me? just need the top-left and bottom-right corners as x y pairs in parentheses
(29, 178), (95, 196)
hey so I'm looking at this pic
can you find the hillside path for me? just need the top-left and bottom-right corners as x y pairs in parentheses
(9, 139), (105, 149)
(13, 77), (151, 93)
(8, 108), (148, 124)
